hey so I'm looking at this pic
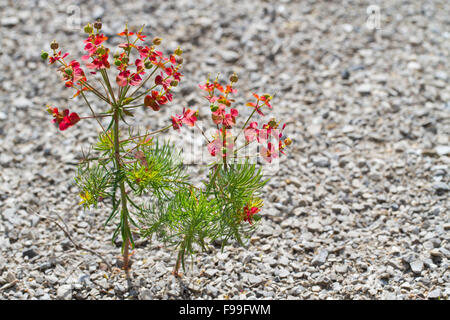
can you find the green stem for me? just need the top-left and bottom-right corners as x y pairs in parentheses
(80, 90), (113, 145)
(173, 239), (185, 277)
(222, 127), (227, 172)
(127, 65), (158, 99)
(100, 69), (117, 106)
(120, 125), (172, 143)
(113, 106), (131, 272)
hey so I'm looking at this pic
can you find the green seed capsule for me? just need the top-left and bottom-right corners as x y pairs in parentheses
(144, 61), (152, 69)
(84, 23), (93, 34)
(174, 47), (183, 56)
(41, 51), (49, 60)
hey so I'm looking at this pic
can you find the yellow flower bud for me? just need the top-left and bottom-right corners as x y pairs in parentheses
(284, 137), (292, 146)
(174, 47), (183, 56)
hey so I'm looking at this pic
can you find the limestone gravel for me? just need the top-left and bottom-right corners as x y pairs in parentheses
(0, 0), (449, 300)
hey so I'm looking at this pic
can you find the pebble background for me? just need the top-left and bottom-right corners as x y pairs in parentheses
(0, 0), (449, 300)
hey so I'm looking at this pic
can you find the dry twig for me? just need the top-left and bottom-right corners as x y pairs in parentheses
(28, 207), (112, 271)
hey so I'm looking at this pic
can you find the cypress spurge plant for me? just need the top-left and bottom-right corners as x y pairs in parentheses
(42, 21), (292, 276)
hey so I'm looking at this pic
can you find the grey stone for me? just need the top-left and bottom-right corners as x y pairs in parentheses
(248, 275), (264, 285)
(56, 285), (72, 300)
(307, 222), (323, 233)
(435, 145), (450, 156)
(1, 17), (19, 27)
(22, 248), (38, 259)
(335, 265), (348, 274)
(312, 156), (330, 168)
(427, 289), (441, 299)
(0, 256), (6, 271)
(13, 97), (31, 108)
(433, 182), (449, 193)
(356, 84), (372, 94)
(312, 250), (329, 266)
(410, 260), (424, 274)
(220, 50), (240, 63)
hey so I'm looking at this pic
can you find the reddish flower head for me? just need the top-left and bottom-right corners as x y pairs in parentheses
(47, 106), (80, 131)
(171, 108), (198, 130)
(260, 142), (279, 163)
(144, 90), (169, 111)
(243, 205), (260, 225)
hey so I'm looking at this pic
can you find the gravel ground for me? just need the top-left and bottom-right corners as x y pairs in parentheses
(0, 0), (449, 300)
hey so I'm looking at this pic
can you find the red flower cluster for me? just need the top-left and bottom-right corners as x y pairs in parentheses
(207, 129), (234, 158)
(113, 27), (183, 112)
(198, 74), (291, 163)
(47, 106), (80, 131)
(82, 33), (110, 70)
(171, 108), (198, 130)
(199, 78), (240, 130)
(244, 120), (288, 163)
(43, 40), (91, 99)
(211, 104), (238, 128)
(246, 93), (272, 116)
(242, 205), (260, 225)
(58, 60), (86, 88)
(43, 22), (190, 131)
(142, 56), (182, 110)
(48, 51), (69, 65)
(144, 90), (168, 111)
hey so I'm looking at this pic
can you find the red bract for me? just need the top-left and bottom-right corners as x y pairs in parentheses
(49, 51), (69, 64)
(116, 70), (130, 87)
(85, 52), (110, 70)
(204, 95), (219, 103)
(129, 73), (142, 86)
(260, 142), (278, 163)
(82, 33), (110, 70)
(117, 70), (143, 87)
(47, 106), (80, 131)
(59, 60), (86, 88)
(117, 29), (134, 37)
(211, 105), (238, 128)
(207, 129), (234, 158)
(225, 85), (237, 95)
(244, 122), (259, 142)
(144, 91), (169, 111)
(60, 112), (80, 131)
(261, 120), (285, 141)
(207, 138), (222, 157)
(246, 93), (273, 116)
(138, 45), (152, 59)
(198, 83), (215, 93)
(181, 109), (198, 127)
(223, 108), (238, 128)
(155, 73), (171, 90)
(243, 205), (260, 225)
(211, 104), (226, 125)
(171, 108), (198, 130)
(135, 59), (145, 74)
(136, 32), (146, 41)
